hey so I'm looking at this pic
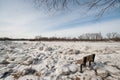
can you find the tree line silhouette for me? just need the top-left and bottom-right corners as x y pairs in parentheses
(0, 32), (120, 41)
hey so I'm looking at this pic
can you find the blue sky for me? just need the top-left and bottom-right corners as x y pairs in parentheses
(0, 0), (120, 38)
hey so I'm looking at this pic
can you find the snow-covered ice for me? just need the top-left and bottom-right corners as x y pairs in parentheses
(0, 41), (120, 80)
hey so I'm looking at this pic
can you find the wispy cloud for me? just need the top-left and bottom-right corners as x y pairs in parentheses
(41, 19), (120, 37)
(0, 0), (120, 38)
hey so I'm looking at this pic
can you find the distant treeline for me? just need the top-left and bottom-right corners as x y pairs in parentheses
(0, 32), (120, 41)
(0, 37), (30, 41)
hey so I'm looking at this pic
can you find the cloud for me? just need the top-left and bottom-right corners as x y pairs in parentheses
(0, 0), (120, 38)
(40, 19), (120, 37)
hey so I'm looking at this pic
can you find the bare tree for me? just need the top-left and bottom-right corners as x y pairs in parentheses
(35, 35), (42, 39)
(78, 32), (103, 40)
(106, 32), (120, 40)
(33, 0), (120, 16)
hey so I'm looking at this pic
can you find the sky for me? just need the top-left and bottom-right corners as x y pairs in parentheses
(0, 0), (120, 38)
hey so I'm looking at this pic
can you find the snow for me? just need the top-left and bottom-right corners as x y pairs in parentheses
(0, 41), (120, 80)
